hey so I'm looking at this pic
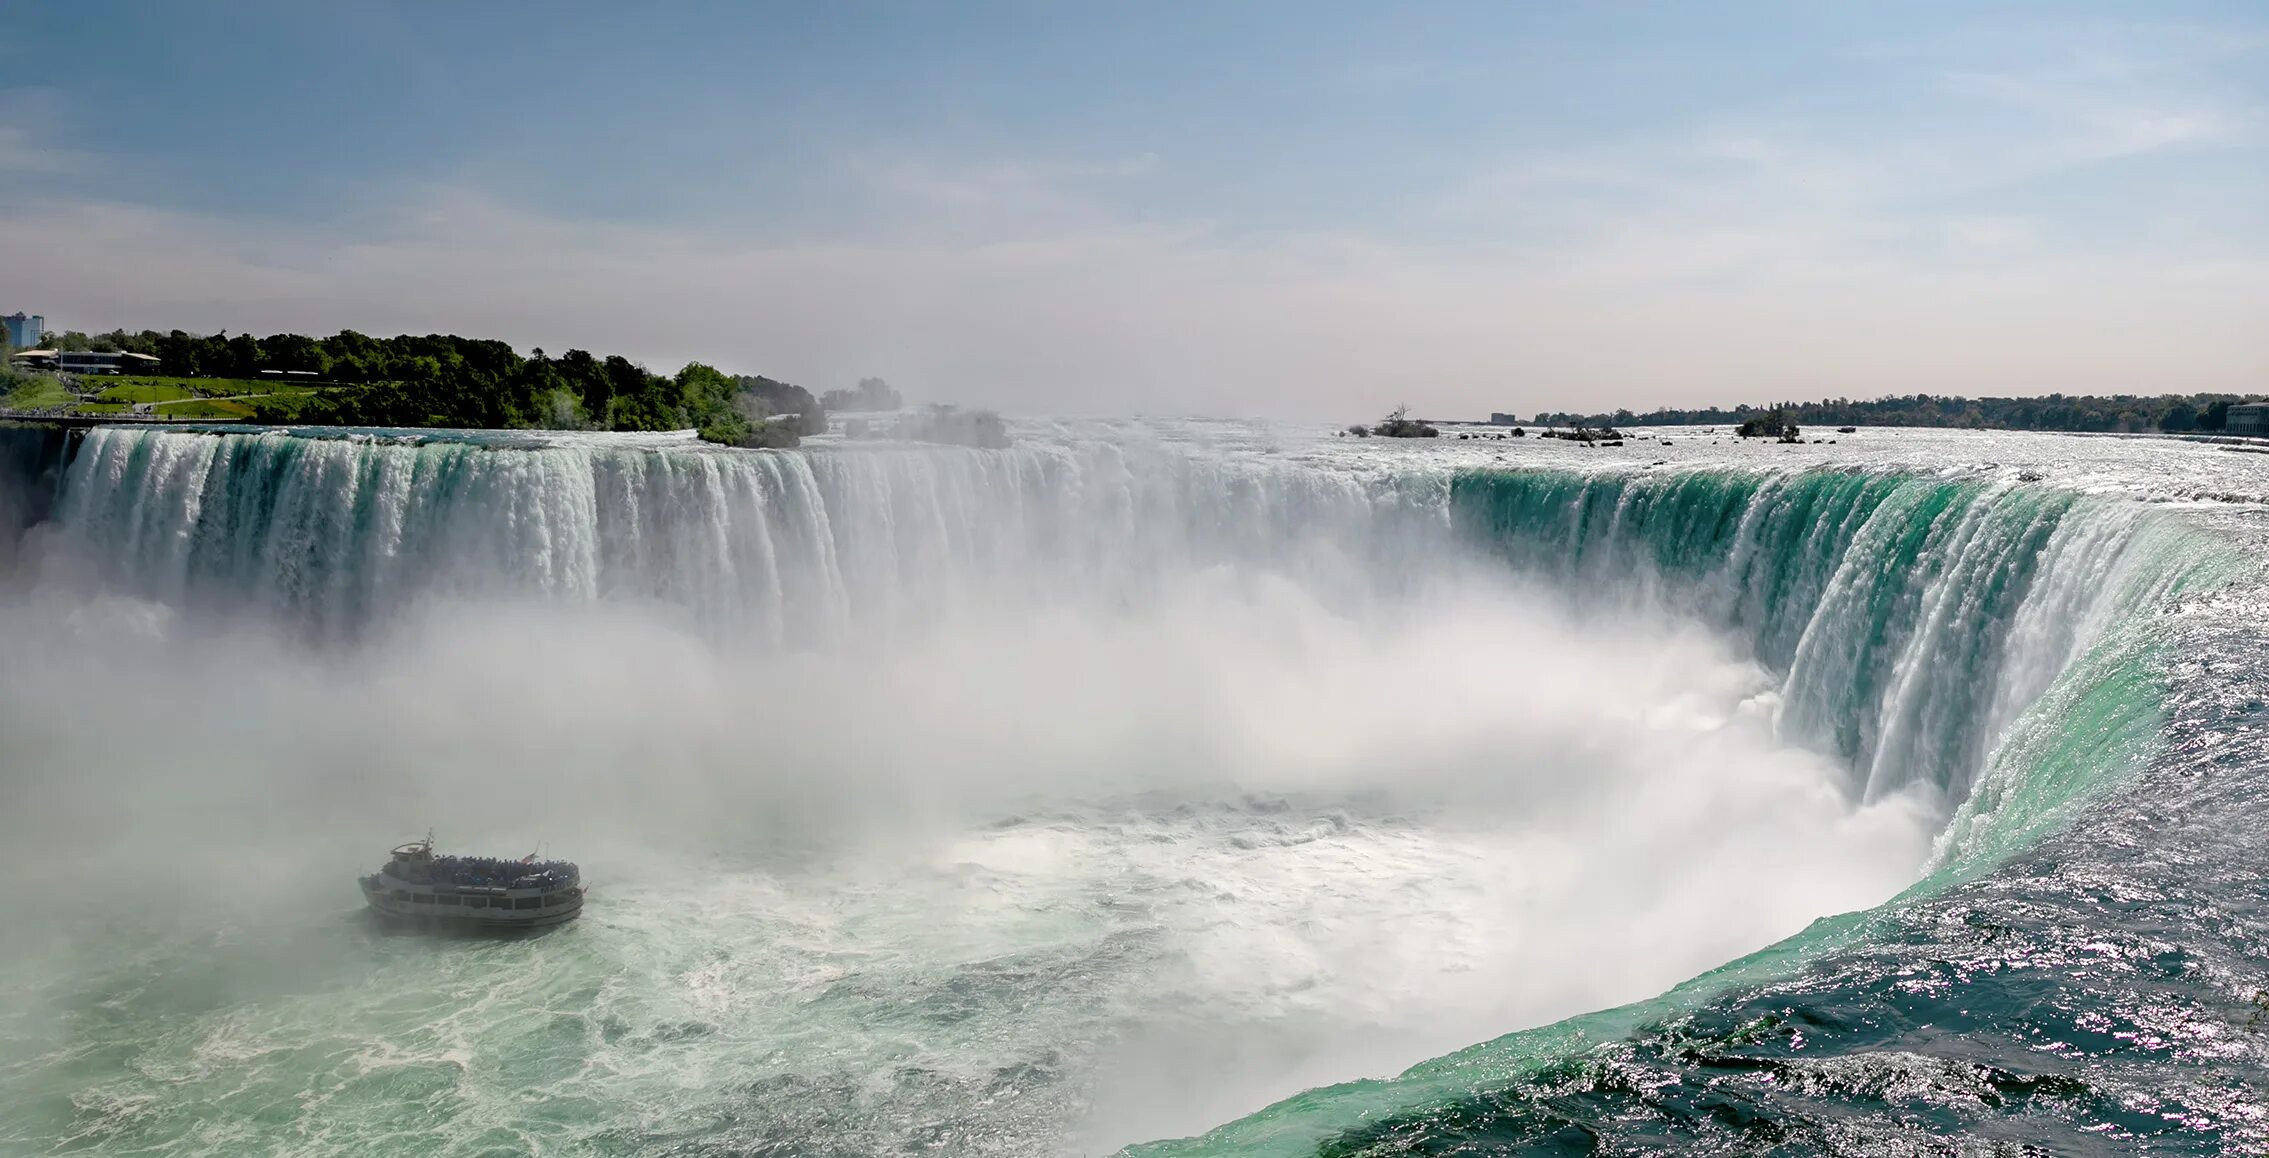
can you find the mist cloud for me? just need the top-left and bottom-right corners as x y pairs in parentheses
(0, 568), (1934, 1150)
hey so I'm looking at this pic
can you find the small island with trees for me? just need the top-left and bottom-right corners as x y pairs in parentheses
(1345, 405), (1439, 438)
(1734, 409), (1802, 442)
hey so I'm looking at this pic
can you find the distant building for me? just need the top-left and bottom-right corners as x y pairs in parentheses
(2227, 402), (2269, 437)
(1488, 412), (1524, 425)
(49, 350), (159, 375)
(2, 313), (42, 349)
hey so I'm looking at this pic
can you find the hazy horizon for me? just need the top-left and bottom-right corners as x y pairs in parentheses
(3, 2), (2264, 419)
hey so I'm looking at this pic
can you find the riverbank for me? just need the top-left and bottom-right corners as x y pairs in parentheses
(1, 373), (307, 422)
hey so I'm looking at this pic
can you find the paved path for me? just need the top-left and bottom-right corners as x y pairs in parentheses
(132, 393), (270, 414)
(0, 411), (240, 427)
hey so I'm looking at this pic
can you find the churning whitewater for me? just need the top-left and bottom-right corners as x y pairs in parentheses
(1, 420), (2265, 1156)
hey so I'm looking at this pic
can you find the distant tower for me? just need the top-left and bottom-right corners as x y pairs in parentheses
(2, 313), (44, 349)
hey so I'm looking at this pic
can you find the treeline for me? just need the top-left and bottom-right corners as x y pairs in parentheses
(1529, 392), (2255, 435)
(20, 328), (162, 354)
(822, 376), (902, 412)
(39, 327), (825, 438)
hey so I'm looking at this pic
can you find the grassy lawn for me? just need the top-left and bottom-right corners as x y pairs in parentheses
(152, 398), (258, 418)
(5, 371), (338, 420)
(102, 374), (286, 398)
(93, 381), (200, 404)
(2, 375), (74, 411)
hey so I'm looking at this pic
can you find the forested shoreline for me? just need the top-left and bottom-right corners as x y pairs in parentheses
(1528, 391), (2256, 434)
(12, 327), (825, 444)
(20, 326), (2259, 438)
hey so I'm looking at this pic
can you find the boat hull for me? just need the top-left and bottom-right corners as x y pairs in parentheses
(364, 899), (583, 929)
(361, 882), (584, 930)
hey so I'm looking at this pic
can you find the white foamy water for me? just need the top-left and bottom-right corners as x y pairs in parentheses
(0, 419), (2230, 1156)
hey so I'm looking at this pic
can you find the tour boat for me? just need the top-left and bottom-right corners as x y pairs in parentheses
(360, 836), (584, 930)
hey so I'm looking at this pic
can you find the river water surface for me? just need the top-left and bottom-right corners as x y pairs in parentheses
(1, 420), (2264, 1155)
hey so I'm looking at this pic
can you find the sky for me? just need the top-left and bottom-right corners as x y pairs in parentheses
(1, 1), (2264, 419)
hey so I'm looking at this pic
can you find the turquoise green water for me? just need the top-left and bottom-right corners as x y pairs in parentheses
(2, 423), (2263, 1156)
(1132, 466), (2254, 1157)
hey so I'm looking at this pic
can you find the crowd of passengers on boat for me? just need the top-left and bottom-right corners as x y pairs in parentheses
(386, 854), (580, 891)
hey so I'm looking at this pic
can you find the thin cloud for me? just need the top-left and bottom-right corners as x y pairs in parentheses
(3, 186), (2262, 421)
(0, 89), (90, 176)
(1944, 67), (2245, 164)
(0, 127), (82, 175)
(834, 150), (1168, 243)
(1944, 216), (2038, 249)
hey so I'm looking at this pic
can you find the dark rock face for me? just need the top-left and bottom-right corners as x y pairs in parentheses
(0, 423), (77, 569)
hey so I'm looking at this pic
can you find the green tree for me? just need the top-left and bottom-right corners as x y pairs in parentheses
(223, 333), (262, 377)
(263, 333), (328, 375)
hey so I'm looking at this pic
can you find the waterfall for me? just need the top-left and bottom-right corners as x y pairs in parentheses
(22, 428), (2225, 814)
(41, 427), (1416, 641)
(2, 423), (2247, 1158)
(1447, 468), (2218, 804)
(1132, 465), (2236, 1158)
